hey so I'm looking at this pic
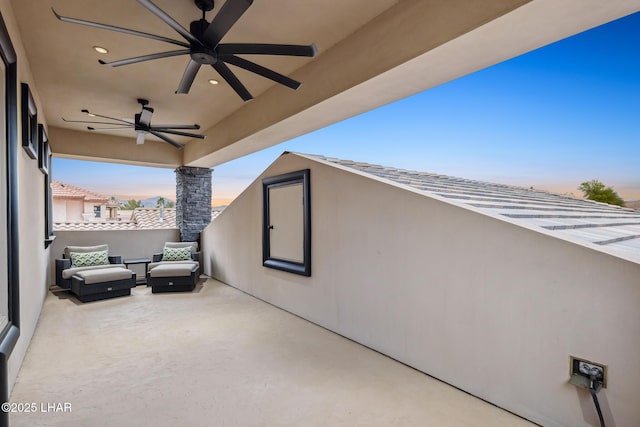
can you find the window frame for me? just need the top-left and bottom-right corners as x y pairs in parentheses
(0, 11), (21, 423)
(262, 169), (311, 277)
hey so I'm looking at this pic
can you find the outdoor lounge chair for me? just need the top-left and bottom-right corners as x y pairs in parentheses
(147, 242), (200, 293)
(55, 244), (136, 302)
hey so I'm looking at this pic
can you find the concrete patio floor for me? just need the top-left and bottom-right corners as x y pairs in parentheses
(9, 278), (537, 427)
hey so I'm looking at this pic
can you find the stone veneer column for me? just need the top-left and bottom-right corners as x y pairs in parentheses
(175, 166), (212, 243)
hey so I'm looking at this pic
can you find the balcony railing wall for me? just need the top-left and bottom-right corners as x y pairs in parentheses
(201, 153), (640, 427)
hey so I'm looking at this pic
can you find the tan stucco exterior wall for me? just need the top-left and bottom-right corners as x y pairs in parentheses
(0, 0), (50, 392)
(52, 198), (67, 222)
(66, 199), (83, 222)
(202, 153), (640, 427)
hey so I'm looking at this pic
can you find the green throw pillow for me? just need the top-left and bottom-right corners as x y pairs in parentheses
(162, 246), (192, 261)
(70, 250), (109, 268)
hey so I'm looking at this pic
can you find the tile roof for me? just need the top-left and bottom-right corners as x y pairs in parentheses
(54, 208), (221, 231)
(211, 209), (223, 220)
(298, 153), (640, 265)
(51, 181), (110, 203)
(53, 221), (140, 232)
(130, 208), (177, 229)
(54, 208), (177, 231)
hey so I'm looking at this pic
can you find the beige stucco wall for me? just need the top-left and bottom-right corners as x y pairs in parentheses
(48, 229), (180, 286)
(52, 198), (67, 222)
(67, 200), (83, 221)
(0, 0), (51, 392)
(202, 153), (640, 427)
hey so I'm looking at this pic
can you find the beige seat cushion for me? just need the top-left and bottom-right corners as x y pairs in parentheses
(72, 267), (133, 285)
(62, 264), (127, 280)
(148, 260), (199, 271)
(149, 263), (197, 278)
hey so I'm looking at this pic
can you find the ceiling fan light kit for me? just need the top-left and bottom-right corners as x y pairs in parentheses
(53, 0), (318, 101)
(62, 99), (205, 149)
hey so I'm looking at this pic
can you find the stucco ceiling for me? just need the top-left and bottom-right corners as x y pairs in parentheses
(9, 0), (640, 168)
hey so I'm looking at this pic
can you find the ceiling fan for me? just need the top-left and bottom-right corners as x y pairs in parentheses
(53, 0), (318, 101)
(62, 99), (205, 149)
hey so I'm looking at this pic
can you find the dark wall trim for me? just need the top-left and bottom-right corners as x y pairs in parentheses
(0, 11), (20, 427)
(0, 15), (14, 64)
(40, 124), (54, 248)
(262, 169), (311, 277)
(6, 55), (18, 329)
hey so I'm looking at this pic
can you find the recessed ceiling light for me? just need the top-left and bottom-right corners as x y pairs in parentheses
(208, 79), (219, 85)
(93, 46), (109, 54)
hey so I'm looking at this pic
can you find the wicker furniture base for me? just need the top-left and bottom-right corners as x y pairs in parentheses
(71, 268), (136, 302)
(73, 288), (132, 303)
(148, 270), (197, 293)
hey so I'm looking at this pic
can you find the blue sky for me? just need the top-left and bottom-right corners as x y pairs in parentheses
(54, 11), (640, 205)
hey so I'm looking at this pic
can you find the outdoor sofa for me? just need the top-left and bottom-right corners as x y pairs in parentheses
(55, 244), (136, 302)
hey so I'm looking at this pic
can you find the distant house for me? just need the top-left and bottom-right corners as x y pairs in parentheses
(626, 200), (640, 211)
(211, 208), (223, 220)
(51, 181), (119, 222)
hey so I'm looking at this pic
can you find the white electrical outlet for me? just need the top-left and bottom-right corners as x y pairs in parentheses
(570, 356), (607, 388)
(579, 361), (603, 379)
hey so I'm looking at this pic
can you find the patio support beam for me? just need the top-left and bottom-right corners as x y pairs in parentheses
(175, 166), (212, 243)
(47, 126), (182, 168)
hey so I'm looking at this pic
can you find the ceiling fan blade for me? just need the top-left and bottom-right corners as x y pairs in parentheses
(99, 50), (190, 67)
(139, 107), (154, 127)
(148, 130), (183, 149)
(151, 124), (200, 130)
(52, 8), (190, 48)
(87, 126), (132, 131)
(212, 62), (253, 101)
(62, 118), (132, 126)
(202, 0), (253, 47)
(149, 128), (206, 139)
(217, 43), (317, 57)
(136, 0), (202, 46)
(79, 111), (133, 125)
(221, 55), (301, 90)
(176, 60), (202, 94)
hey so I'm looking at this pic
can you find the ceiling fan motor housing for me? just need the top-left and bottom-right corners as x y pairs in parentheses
(189, 19), (218, 64)
(190, 19), (210, 41)
(190, 45), (218, 64)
